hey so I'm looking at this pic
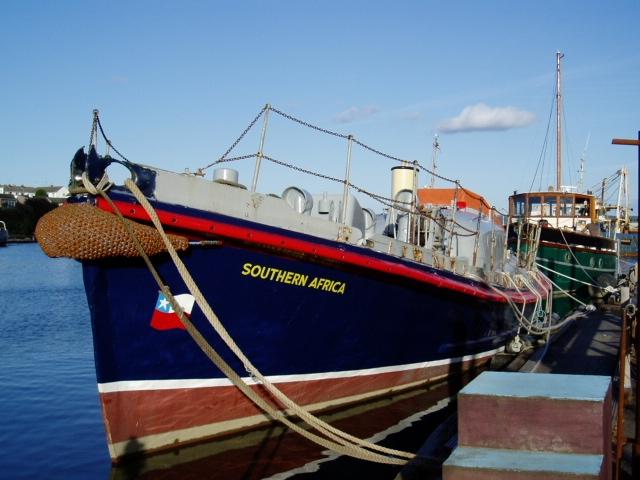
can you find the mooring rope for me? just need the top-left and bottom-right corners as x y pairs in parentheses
(535, 261), (603, 289)
(464, 269), (551, 336)
(538, 273), (589, 308)
(487, 269), (563, 336)
(123, 178), (422, 463)
(557, 228), (599, 285)
(82, 173), (422, 464)
(124, 178), (420, 463)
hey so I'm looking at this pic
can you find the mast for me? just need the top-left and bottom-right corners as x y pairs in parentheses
(429, 134), (440, 188)
(556, 51), (564, 191)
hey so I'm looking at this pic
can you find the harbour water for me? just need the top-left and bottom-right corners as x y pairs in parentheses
(0, 243), (110, 479)
(0, 243), (456, 479)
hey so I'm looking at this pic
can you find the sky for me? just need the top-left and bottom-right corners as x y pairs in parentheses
(1, 0), (638, 213)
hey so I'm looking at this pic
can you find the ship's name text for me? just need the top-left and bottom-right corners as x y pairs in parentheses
(241, 262), (346, 295)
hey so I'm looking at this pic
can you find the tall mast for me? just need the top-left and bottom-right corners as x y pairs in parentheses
(556, 51), (564, 191)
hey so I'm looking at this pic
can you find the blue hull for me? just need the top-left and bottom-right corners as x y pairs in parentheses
(84, 237), (518, 384)
(72, 194), (539, 459)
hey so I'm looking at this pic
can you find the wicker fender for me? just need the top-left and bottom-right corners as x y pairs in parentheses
(35, 203), (189, 259)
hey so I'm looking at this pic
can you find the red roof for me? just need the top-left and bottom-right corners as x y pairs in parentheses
(417, 187), (501, 224)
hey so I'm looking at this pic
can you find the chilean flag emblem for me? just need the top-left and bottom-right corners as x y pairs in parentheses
(150, 292), (195, 331)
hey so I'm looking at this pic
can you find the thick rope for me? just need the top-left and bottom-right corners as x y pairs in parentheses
(535, 262), (602, 289)
(120, 177), (417, 464)
(539, 274), (589, 308)
(480, 270), (555, 336)
(81, 171), (113, 195)
(81, 173), (168, 298)
(81, 173), (416, 463)
(509, 267), (585, 336)
(531, 270), (554, 320)
(557, 228), (599, 285)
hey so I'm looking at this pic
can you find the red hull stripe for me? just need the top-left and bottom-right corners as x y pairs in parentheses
(97, 198), (546, 304)
(100, 359), (489, 445)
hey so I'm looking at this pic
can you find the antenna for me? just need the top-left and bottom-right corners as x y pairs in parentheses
(429, 134), (440, 188)
(577, 131), (590, 192)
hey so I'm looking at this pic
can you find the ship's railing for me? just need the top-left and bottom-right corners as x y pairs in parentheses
(197, 105), (512, 261)
(89, 106), (537, 283)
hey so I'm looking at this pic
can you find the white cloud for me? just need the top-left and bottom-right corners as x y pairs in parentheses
(437, 103), (535, 133)
(333, 105), (380, 124)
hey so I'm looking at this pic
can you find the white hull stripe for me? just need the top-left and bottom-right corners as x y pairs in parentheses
(98, 347), (503, 393)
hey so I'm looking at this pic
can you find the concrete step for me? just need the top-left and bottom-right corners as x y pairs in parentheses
(443, 446), (605, 480)
(457, 371), (611, 455)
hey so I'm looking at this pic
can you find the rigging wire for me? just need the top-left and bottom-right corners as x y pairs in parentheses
(588, 171), (621, 197)
(561, 106), (575, 188)
(93, 107), (509, 229)
(530, 89), (556, 192)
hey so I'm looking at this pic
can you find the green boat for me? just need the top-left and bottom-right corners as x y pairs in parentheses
(508, 192), (618, 316)
(507, 53), (622, 317)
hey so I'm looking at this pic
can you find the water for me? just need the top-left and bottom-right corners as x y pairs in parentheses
(0, 243), (110, 479)
(0, 243), (456, 479)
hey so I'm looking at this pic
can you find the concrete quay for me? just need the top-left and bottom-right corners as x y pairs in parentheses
(399, 304), (637, 480)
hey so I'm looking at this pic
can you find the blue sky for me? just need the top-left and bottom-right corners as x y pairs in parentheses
(1, 0), (638, 212)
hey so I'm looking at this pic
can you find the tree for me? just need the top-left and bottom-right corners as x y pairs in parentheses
(0, 197), (56, 237)
(34, 188), (49, 198)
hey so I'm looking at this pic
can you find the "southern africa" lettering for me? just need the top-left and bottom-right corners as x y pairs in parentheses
(241, 262), (346, 295)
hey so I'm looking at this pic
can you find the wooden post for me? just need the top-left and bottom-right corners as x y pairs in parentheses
(615, 309), (628, 479)
(634, 307), (640, 477)
(611, 134), (640, 477)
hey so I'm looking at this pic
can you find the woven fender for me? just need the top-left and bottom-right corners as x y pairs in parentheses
(35, 203), (189, 259)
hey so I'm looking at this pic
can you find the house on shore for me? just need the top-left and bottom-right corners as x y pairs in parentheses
(0, 184), (69, 207)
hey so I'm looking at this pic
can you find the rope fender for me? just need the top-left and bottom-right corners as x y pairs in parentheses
(35, 203), (189, 260)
